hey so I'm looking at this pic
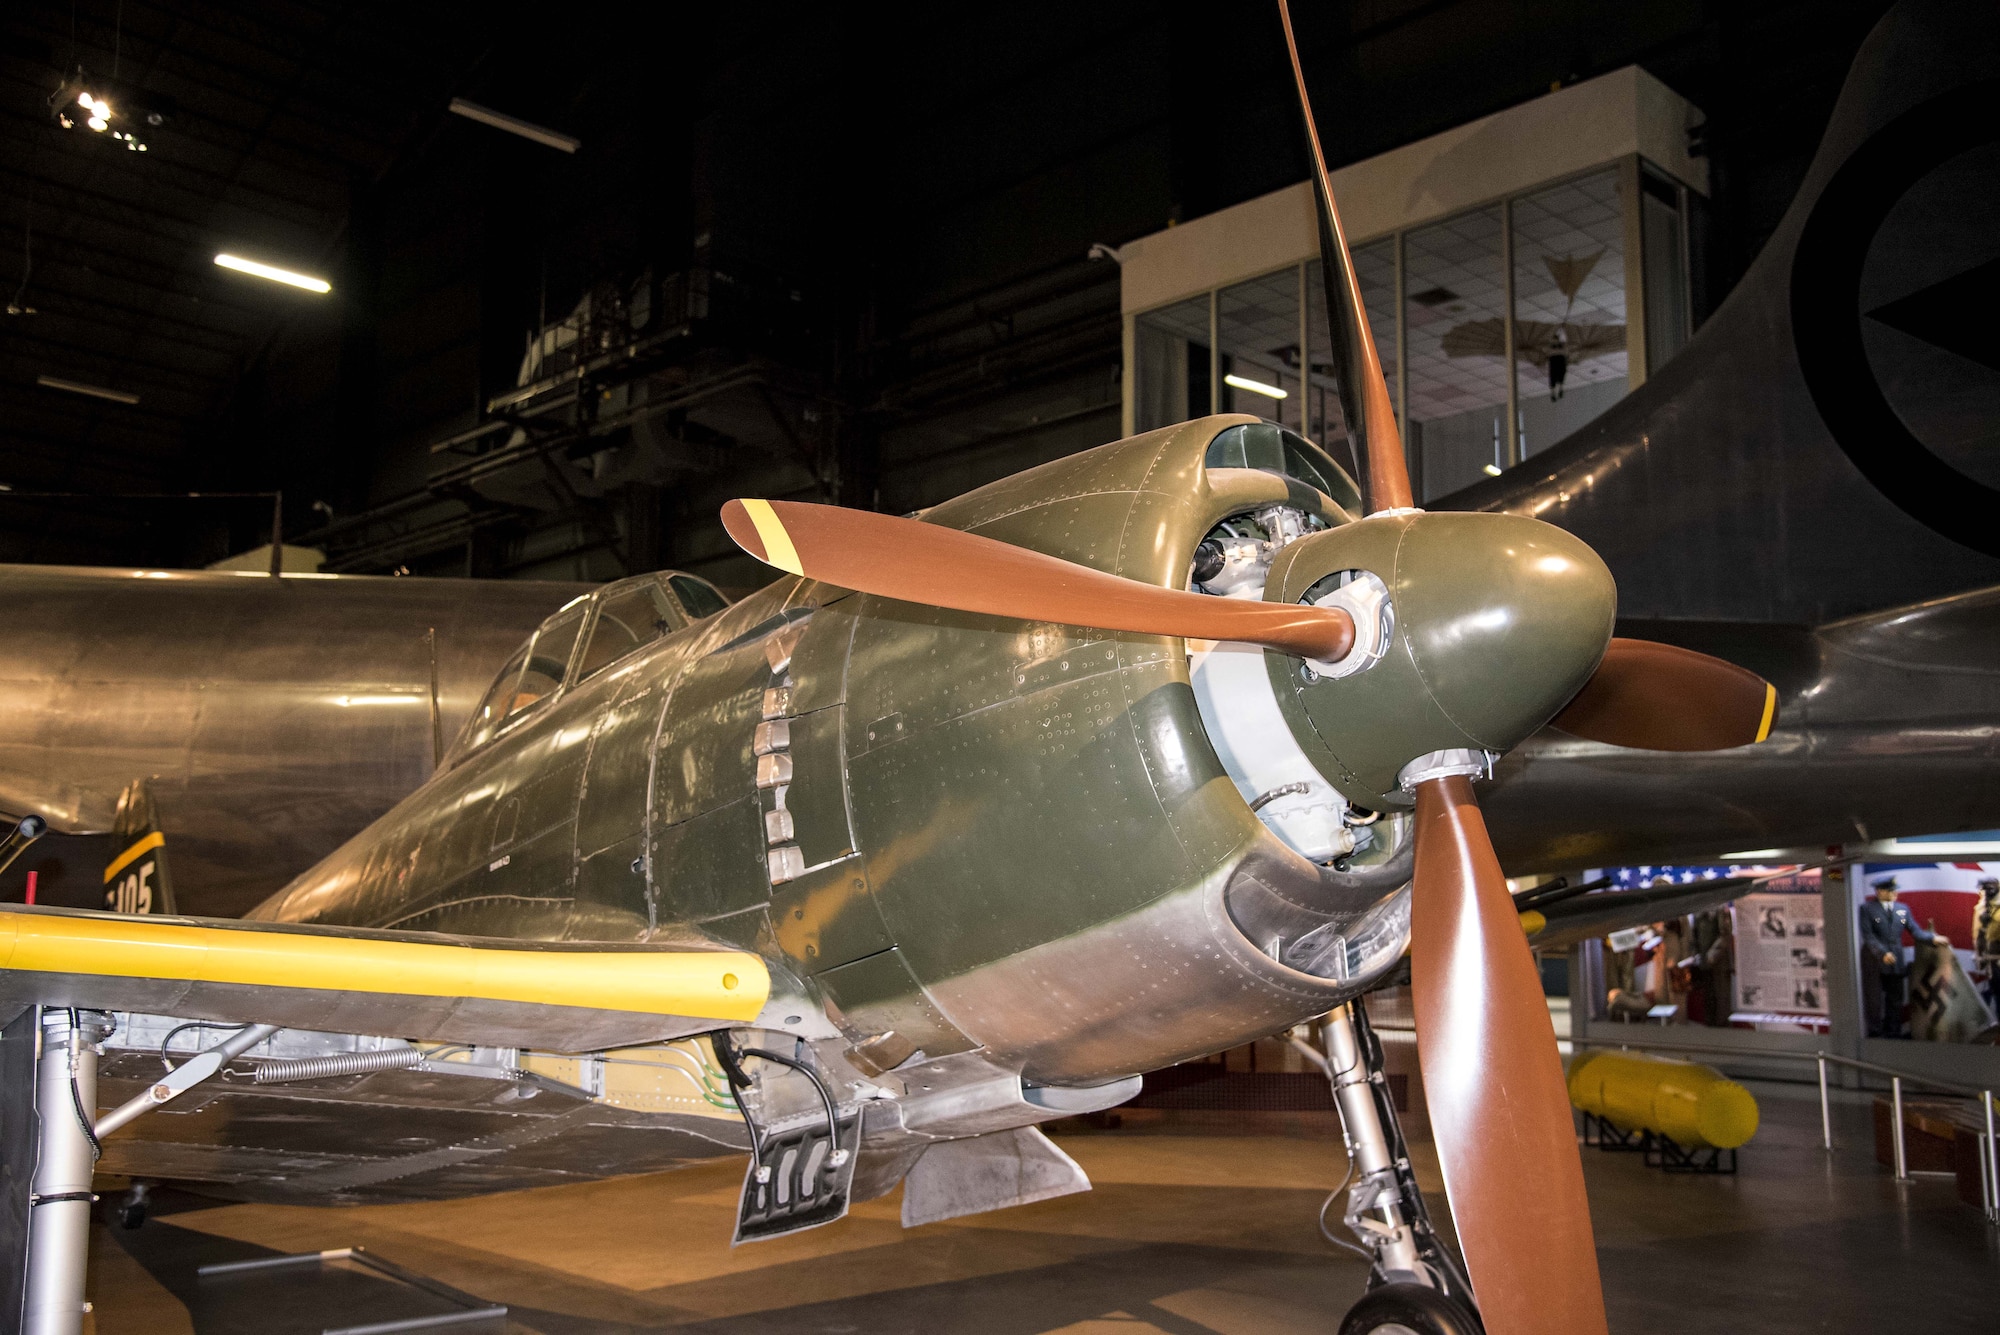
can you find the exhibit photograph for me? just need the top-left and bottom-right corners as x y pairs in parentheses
(0, 1), (1994, 1332)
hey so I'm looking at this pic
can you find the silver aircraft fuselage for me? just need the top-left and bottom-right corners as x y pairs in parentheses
(0, 565), (588, 916)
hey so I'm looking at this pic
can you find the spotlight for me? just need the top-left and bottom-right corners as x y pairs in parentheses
(1483, 463), (1503, 477)
(51, 70), (170, 152)
(214, 254), (332, 294)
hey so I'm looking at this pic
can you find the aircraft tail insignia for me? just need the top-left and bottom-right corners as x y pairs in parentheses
(104, 779), (175, 915)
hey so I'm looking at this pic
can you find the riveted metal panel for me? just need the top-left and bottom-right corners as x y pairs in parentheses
(814, 947), (974, 1058)
(574, 657), (678, 861)
(653, 798), (769, 922)
(782, 597), (857, 715)
(698, 904), (774, 952)
(574, 831), (650, 936)
(852, 665), (1208, 983)
(772, 706), (854, 869)
(771, 860), (891, 973)
(651, 643), (769, 828)
(921, 419), (1219, 536)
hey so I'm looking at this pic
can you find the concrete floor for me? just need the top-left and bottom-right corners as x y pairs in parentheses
(81, 1080), (1997, 1334)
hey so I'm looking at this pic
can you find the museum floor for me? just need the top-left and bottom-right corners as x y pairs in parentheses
(80, 1079), (1995, 1334)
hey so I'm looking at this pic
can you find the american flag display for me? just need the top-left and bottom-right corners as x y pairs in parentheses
(1602, 864), (1756, 888)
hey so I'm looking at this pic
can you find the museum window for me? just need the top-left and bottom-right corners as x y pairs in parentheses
(1133, 295), (1212, 433)
(1403, 203), (1510, 498)
(1217, 269), (1304, 434)
(1127, 156), (1698, 505)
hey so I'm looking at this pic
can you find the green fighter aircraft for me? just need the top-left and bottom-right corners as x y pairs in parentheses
(0, 10), (1775, 1334)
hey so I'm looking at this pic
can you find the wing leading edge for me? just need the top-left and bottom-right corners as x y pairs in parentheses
(0, 906), (769, 1052)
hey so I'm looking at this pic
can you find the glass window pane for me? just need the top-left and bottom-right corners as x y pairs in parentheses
(1406, 205), (1508, 500)
(1639, 166), (1689, 374)
(1218, 269), (1302, 433)
(1511, 169), (1628, 458)
(668, 573), (730, 620)
(1203, 421), (1351, 506)
(1134, 295), (1212, 432)
(577, 580), (682, 681)
(453, 642), (531, 760)
(506, 610), (585, 721)
(1306, 243), (1398, 487)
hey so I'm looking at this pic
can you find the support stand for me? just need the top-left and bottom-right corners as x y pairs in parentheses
(24, 1007), (113, 1335)
(1578, 1110), (1736, 1174)
(198, 1247), (507, 1334)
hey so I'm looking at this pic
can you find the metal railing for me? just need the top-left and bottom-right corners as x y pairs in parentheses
(1815, 1051), (1998, 1224)
(1573, 1035), (1999, 1225)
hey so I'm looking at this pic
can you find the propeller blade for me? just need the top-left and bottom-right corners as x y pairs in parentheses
(1411, 773), (1608, 1335)
(721, 498), (1356, 661)
(1277, 0), (1414, 514)
(1550, 638), (1777, 751)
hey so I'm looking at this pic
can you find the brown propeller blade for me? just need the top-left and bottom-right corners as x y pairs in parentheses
(1550, 637), (1778, 751)
(1278, 0), (1414, 514)
(721, 497), (1356, 661)
(1411, 773), (1609, 1335)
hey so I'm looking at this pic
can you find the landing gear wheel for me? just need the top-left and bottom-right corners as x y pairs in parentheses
(116, 1184), (152, 1230)
(1338, 1282), (1483, 1335)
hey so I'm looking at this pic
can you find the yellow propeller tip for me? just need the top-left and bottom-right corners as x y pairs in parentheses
(734, 498), (805, 577)
(1754, 682), (1777, 743)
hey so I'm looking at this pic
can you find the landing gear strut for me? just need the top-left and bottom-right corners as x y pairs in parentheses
(1319, 1000), (1483, 1334)
(24, 1008), (113, 1335)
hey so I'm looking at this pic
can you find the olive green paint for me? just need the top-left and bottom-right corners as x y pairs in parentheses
(1264, 511), (1617, 809)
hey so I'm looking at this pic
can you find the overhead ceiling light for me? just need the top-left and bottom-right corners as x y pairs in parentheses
(1483, 463), (1504, 476)
(53, 71), (165, 151)
(37, 374), (139, 405)
(1223, 372), (1287, 400)
(448, 98), (581, 153)
(214, 253), (332, 294)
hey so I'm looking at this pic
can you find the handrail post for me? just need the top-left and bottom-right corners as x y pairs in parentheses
(1817, 1054), (1832, 1151)
(1891, 1075), (1907, 1181)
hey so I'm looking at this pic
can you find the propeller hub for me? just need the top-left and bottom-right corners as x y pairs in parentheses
(1262, 512), (1615, 809)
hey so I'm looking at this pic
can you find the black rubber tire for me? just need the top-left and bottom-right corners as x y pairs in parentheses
(117, 1202), (147, 1230)
(1338, 1282), (1483, 1335)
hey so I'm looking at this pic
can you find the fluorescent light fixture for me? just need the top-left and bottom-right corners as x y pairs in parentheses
(448, 98), (581, 153)
(1223, 372), (1287, 400)
(214, 254), (331, 294)
(1483, 463), (1503, 476)
(36, 375), (139, 405)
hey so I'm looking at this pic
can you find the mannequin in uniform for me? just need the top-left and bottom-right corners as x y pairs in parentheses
(1974, 877), (2000, 1015)
(1859, 877), (1947, 1039)
(1688, 907), (1736, 1026)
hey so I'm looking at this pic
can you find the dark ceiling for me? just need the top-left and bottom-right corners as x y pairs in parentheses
(0, 0), (1895, 584)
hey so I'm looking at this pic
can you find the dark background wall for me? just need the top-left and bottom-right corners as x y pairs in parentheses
(0, 1), (1893, 587)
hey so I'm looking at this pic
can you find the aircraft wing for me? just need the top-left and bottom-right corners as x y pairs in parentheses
(0, 905), (769, 1052)
(1521, 876), (1764, 953)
